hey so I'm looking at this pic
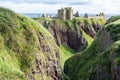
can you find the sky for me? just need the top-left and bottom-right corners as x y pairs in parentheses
(0, 0), (120, 14)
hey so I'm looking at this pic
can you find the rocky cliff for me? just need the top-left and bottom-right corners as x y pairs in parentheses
(34, 18), (106, 69)
(0, 7), (61, 80)
(64, 17), (120, 80)
(36, 18), (106, 51)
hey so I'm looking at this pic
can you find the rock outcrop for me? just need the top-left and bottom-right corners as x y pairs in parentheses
(47, 20), (87, 51)
(38, 18), (106, 51)
(64, 17), (120, 80)
(0, 7), (61, 80)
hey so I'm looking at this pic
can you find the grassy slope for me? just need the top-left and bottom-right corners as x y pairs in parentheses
(33, 17), (51, 21)
(81, 29), (94, 46)
(59, 45), (75, 68)
(0, 7), (59, 80)
(64, 18), (120, 80)
(64, 35), (100, 80)
(106, 15), (120, 24)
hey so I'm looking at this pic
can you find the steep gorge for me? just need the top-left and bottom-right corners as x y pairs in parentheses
(0, 7), (108, 80)
(35, 18), (106, 68)
(64, 17), (120, 80)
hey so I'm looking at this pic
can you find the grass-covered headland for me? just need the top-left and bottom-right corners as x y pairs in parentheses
(0, 7), (61, 80)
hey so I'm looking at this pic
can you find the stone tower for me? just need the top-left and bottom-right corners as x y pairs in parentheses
(58, 7), (73, 20)
(65, 7), (73, 20)
(58, 8), (66, 20)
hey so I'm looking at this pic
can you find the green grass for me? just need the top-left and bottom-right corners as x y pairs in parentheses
(64, 18), (120, 80)
(33, 17), (51, 21)
(59, 45), (75, 68)
(106, 15), (120, 24)
(0, 48), (24, 80)
(64, 36), (100, 80)
(105, 19), (120, 41)
(81, 29), (94, 46)
(0, 7), (60, 80)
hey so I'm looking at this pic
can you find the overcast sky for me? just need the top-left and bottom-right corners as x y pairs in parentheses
(0, 0), (120, 14)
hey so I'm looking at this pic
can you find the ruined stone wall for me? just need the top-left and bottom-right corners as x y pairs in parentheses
(58, 9), (66, 20)
(66, 7), (73, 20)
(58, 7), (73, 20)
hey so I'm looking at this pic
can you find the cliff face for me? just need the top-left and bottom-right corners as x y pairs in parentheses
(64, 17), (120, 80)
(47, 20), (87, 51)
(35, 18), (106, 69)
(0, 7), (61, 80)
(38, 18), (106, 51)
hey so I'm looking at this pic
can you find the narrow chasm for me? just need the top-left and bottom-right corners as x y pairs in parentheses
(34, 17), (106, 72)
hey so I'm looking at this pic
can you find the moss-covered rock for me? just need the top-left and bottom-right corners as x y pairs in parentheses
(0, 7), (61, 80)
(64, 17), (120, 80)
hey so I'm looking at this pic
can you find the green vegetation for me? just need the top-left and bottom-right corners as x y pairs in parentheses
(64, 34), (100, 80)
(0, 7), (107, 80)
(0, 47), (24, 80)
(59, 45), (75, 68)
(35, 17), (106, 30)
(34, 17), (106, 69)
(33, 17), (51, 21)
(105, 20), (120, 41)
(106, 15), (120, 24)
(0, 7), (59, 80)
(81, 29), (94, 46)
(64, 18), (120, 80)
(91, 18), (106, 26)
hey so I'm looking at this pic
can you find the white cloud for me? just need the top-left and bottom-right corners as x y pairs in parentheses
(0, 0), (120, 14)
(0, 1), (65, 13)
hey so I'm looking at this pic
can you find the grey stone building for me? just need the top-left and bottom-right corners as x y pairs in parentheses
(58, 7), (73, 20)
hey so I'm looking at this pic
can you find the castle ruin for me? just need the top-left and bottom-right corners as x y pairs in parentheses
(58, 7), (73, 20)
(88, 12), (105, 19)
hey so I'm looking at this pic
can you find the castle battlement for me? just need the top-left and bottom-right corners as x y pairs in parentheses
(58, 7), (73, 20)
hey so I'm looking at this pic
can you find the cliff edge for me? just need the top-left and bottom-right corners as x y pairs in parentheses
(0, 7), (61, 80)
